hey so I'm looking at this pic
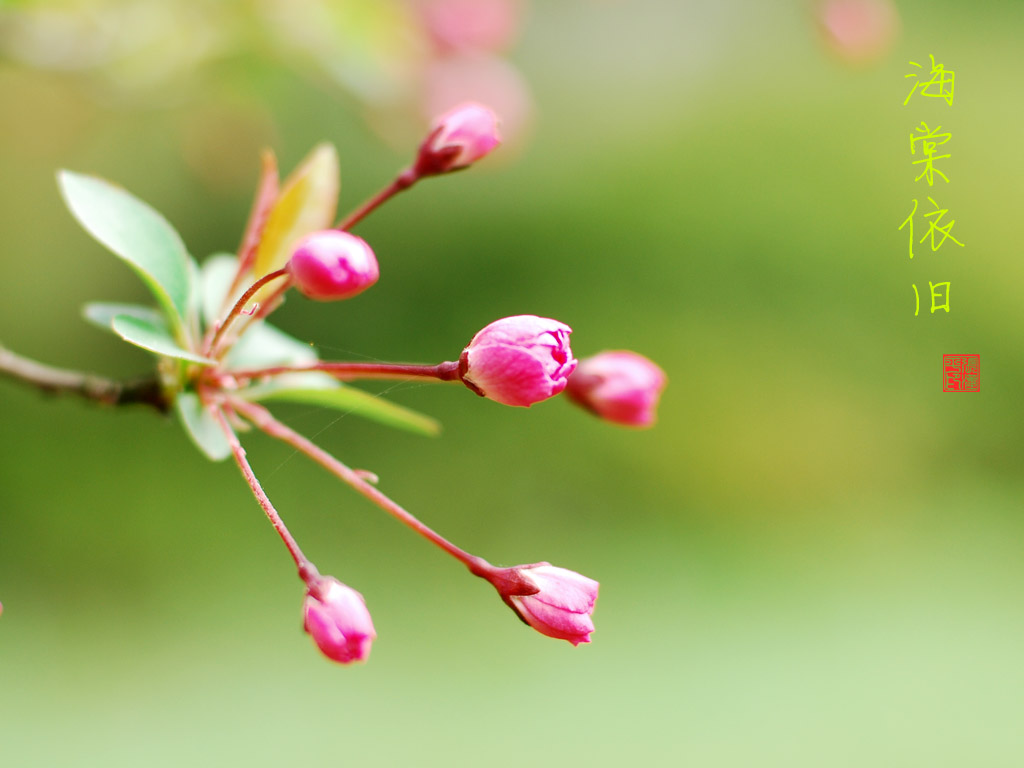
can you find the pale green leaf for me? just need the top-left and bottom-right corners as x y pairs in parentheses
(225, 322), (318, 370)
(200, 252), (241, 327)
(110, 314), (216, 365)
(59, 170), (194, 341)
(176, 392), (232, 461)
(83, 302), (165, 333)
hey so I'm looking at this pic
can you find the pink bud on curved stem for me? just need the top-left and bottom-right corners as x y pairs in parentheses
(414, 102), (502, 177)
(334, 103), (500, 232)
(485, 563), (599, 646)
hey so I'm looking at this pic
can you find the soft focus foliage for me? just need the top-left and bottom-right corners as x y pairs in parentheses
(2, 0), (1024, 766)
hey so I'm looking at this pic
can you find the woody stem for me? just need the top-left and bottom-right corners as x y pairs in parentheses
(0, 343), (169, 412)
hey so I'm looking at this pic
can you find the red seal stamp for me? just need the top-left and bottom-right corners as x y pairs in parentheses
(942, 354), (980, 392)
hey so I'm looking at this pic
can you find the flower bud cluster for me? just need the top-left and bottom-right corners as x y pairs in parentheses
(194, 100), (662, 666)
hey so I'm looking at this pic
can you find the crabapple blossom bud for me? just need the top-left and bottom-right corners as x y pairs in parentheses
(566, 350), (667, 428)
(286, 230), (379, 301)
(458, 314), (576, 407)
(303, 576), (376, 664)
(414, 102), (501, 177)
(488, 563), (599, 646)
(818, 0), (899, 64)
(419, 0), (522, 54)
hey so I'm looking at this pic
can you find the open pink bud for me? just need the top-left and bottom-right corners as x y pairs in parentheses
(566, 350), (667, 428)
(414, 102), (501, 176)
(303, 576), (376, 664)
(488, 563), (599, 646)
(458, 314), (576, 407)
(286, 230), (379, 301)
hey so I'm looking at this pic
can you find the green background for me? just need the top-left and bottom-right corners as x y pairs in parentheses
(2, 1), (1023, 765)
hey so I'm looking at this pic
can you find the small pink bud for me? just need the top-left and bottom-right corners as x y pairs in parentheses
(286, 230), (379, 301)
(458, 314), (577, 407)
(818, 0), (899, 64)
(419, 0), (522, 54)
(566, 350), (667, 428)
(414, 102), (501, 177)
(489, 563), (599, 646)
(303, 576), (376, 664)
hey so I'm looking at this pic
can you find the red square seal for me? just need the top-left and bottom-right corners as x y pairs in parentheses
(942, 354), (980, 392)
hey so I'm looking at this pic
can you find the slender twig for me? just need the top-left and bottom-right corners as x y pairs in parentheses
(230, 397), (493, 578)
(241, 279), (290, 327)
(205, 268), (290, 358)
(227, 149), (280, 307)
(0, 344), (169, 412)
(208, 397), (318, 584)
(228, 360), (461, 383)
(335, 169), (419, 232)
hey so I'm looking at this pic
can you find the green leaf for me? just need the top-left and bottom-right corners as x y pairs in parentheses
(110, 314), (216, 365)
(176, 392), (232, 461)
(59, 170), (194, 342)
(199, 252), (241, 327)
(248, 382), (441, 437)
(83, 302), (165, 333)
(225, 322), (318, 369)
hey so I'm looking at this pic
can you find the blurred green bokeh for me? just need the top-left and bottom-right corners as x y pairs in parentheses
(2, 1), (1024, 766)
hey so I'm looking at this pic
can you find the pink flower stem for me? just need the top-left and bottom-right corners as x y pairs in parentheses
(229, 360), (461, 384)
(208, 398), (319, 585)
(226, 149), (279, 304)
(230, 397), (495, 579)
(335, 169), (419, 232)
(247, 281), (291, 325)
(205, 268), (290, 358)
(217, 280), (292, 357)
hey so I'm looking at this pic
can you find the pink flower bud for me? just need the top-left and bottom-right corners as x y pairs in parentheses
(458, 314), (577, 407)
(419, 0), (523, 54)
(303, 576), (376, 664)
(414, 102), (501, 176)
(488, 563), (599, 646)
(286, 230), (379, 301)
(565, 350), (667, 428)
(818, 0), (899, 64)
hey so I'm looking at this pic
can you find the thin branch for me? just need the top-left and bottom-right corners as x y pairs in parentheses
(208, 396), (317, 584)
(230, 397), (492, 578)
(0, 344), (169, 413)
(227, 360), (461, 383)
(205, 267), (290, 358)
(335, 169), (418, 231)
